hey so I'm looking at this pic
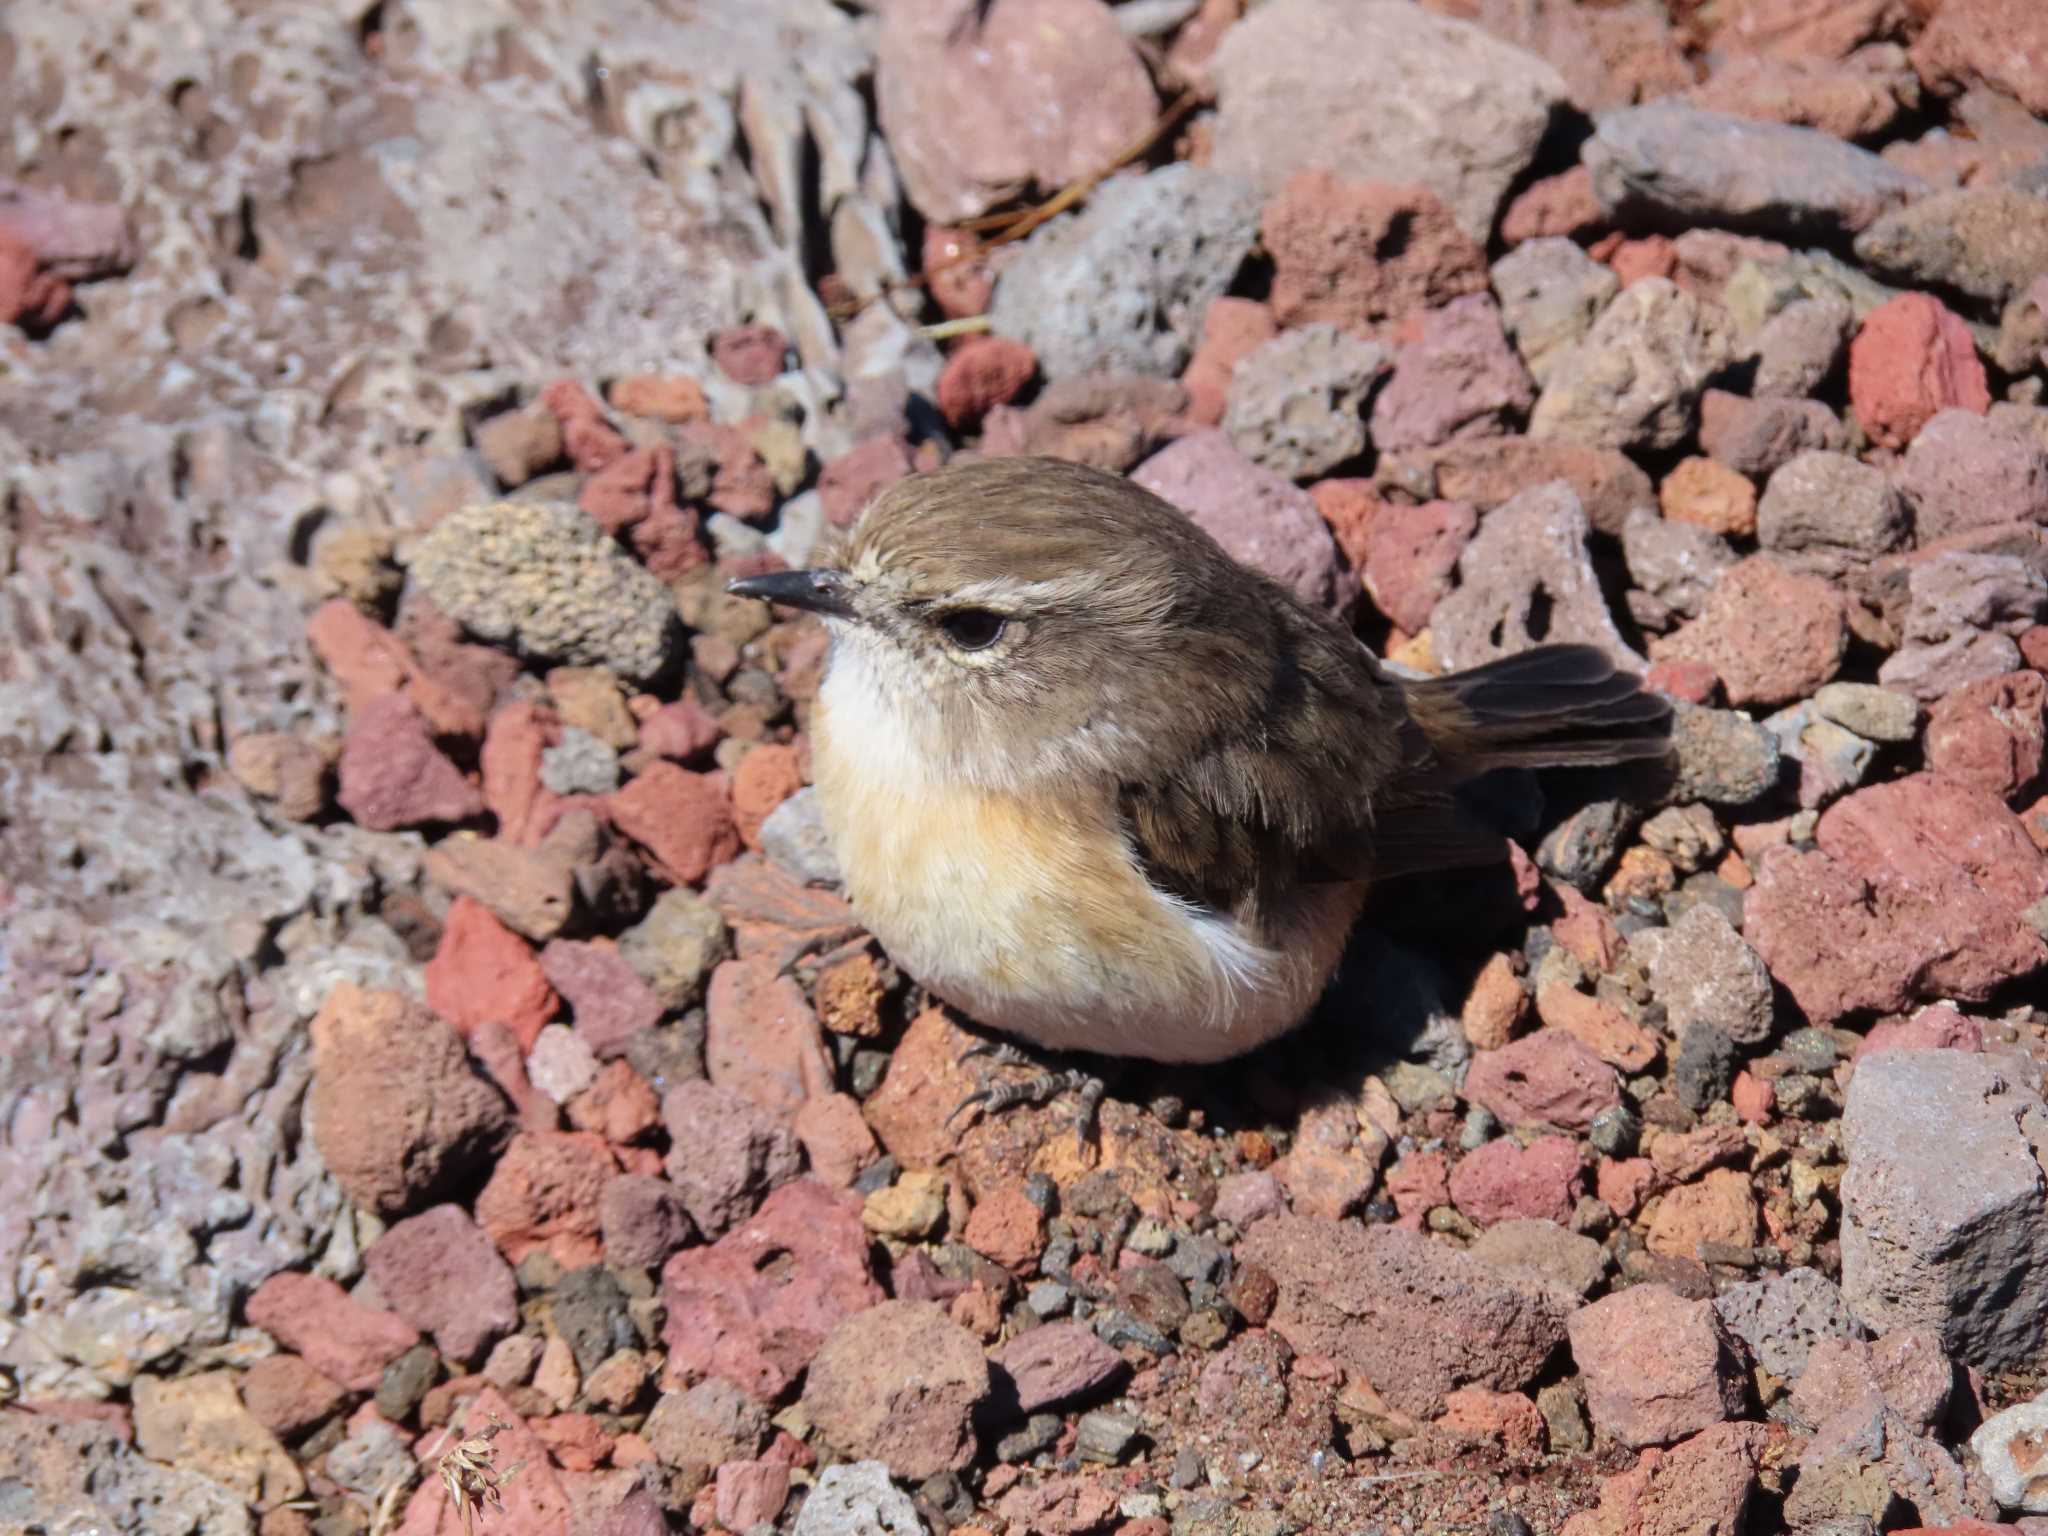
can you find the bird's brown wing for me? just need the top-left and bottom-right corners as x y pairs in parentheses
(1114, 599), (1415, 929)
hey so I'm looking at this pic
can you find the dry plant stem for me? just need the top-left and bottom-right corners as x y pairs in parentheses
(827, 88), (1200, 323)
(429, 1412), (525, 1536)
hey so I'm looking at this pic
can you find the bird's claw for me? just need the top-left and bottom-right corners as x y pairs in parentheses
(947, 1050), (1108, 1153)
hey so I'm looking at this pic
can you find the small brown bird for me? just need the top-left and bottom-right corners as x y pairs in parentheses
(731, 457), (1669, 1068)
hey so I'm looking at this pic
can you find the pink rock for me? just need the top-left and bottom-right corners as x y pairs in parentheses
(1194, 1328), (1292, 1429)
(579, 444), (670, 535)
(1362, 498), (1477, 633)
(1731, 1070), (1776, 1124)
(1925, 669), (2047, 803)
(469, 1017), (559, 1135)
(240, 1354), (347, 1439)
(364, 1204), (518, 1365)
(307, 984), (511, 1218)
(1654, 555), (1849, 709)
(474, 1130), (618, 1268)
(661, 1078), (803, 1238)
(600, 1174), (696, 1272)
(539, 939), (665, 1060)
(818, 435), (916, 528)
(1596, 1156), (1661, 1219)
(540, 377), (629, 473)
(567, 1058), (660, 1144)
(936, 335), (1036, 430)
(0, 227), (67, 328)
(709, 324), (788, 386)
(678, 423), (776, 522)
(336, 693), (484, 832)
(793, 1093), (880, 1190)
(1213, 1170), (1286, 1231)
(992, 1476), (1121, 1536)
(1560, 1422), (1770, 1536)
(630, 499), (709, 580)
(1849, 292), (1989, 451)
(800, 1300), (990, 1478)
(1263, 171), (1489, 334)
(636, 696), (723, 764)
(877, 0), (1158, 224)
(981, 373), (1190, 473)
(1449, 1135), (1584, 1228)
(246, 1273), (419, 1392)
(1500, 166), (1607, 245)
(1911, 0), (2048, 117)
(1369, 295), (1535, 454)
(992, 1321), (1129, 1413)
(1746, 772), (2048, 1023)
(1273, 1100), (1381, 1221)
(1394, 433), (1658, 539)
(731, 743), (802, 852)
(610, 372), (709, 425)
(306, 598), (413, 715)
(1895, 409), (2048, 546)
(1567, 1284), (1747, 1448)
(1385, 1149), (1454, 1229)
(1646, 1167), (1760, 1258)
(1437, 1386), (1547, 1455)
(607, 763), (741, 886)
(481, 699), (555, 845)
(1535, 986), (1659, 1073)
(704, 957), (833, 1121)
(1240, 1216), (1572, 1416)
(1645, 658), (1721, 705)
(425, 896), (560, 1051)
(1462, 1032), (1621, 1132)
(1697, 389), (1847, 479)
(1182, 297), (1279, 427)
(1858, 1003), (1985, 1058)
(715, 1458), (791, 1530)
(1130, 430), (1346, 614)
(958, 1183), (1045, 1272)
(661, 1179), (884, 1401)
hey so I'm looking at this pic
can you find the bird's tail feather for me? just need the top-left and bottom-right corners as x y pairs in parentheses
(1400, 644), (1674, 781)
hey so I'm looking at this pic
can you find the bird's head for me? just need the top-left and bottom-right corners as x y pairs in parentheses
(728, 456), (1259, 789)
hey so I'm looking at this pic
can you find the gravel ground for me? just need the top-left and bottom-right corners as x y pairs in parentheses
(6, 1), (2048, 1534)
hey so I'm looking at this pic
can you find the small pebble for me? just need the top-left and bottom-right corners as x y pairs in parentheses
(1076, 1409), (1143, 1464)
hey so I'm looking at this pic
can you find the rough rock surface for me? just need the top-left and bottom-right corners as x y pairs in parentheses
(1841, 1050), (2048, 1370)
(802, 1300), (992, 1479)
(1210, 0), (1567, 240)
(877, 0), (1157, 225)
(1241, 1215), (1573, 1416)
(408, 501), (680, 685)
(1585, 104), (1927, 238)
(989, 166), (1260, 381)
(1529, 279), (1736, 452)
(1433, 481), (1646, 672)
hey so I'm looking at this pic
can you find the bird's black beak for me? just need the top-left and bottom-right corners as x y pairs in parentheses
(726, 568), (858, 620)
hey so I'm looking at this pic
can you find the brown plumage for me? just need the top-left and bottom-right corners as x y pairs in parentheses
(731, 456), (1671, 1063)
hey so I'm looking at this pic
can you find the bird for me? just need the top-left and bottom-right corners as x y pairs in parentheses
(729, 456), (1671, 1077)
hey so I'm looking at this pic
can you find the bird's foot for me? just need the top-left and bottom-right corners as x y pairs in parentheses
(949, 1037), (1109, 1152)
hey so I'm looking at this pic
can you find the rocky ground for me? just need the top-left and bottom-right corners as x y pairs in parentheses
(6, 0), (2048, 1532)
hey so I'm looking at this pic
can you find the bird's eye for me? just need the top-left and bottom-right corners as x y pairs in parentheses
(937, 607), (1007, 650)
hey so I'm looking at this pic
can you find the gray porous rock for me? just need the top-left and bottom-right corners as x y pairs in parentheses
(989, 165), (1261, 381)
(406, 500), (680, 685)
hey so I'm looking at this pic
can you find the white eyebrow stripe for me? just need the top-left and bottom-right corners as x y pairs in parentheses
(942, 572), (1117, 609)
